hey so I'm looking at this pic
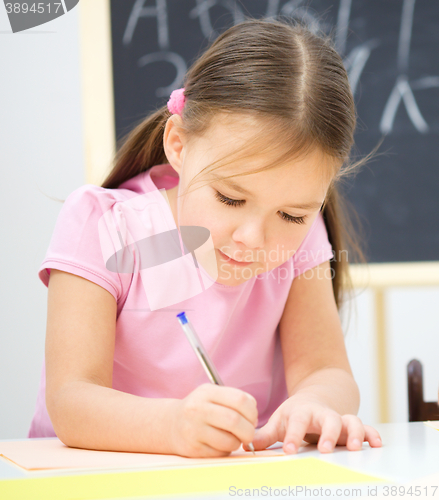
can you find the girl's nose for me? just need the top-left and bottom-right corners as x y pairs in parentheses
(231, 217), (266, 250)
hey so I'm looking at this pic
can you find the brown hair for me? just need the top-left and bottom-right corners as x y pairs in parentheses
(101, 17), (376, 314)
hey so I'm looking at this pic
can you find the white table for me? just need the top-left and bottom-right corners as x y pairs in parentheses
(1, 422), (439, 499)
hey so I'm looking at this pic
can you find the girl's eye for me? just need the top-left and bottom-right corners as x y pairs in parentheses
(214, 190), (307, 225)
(279, 212), (307, 225)
(215, 190), (244, 207)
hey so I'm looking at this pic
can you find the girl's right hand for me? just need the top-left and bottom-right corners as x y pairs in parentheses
(171, 383), (258, 458)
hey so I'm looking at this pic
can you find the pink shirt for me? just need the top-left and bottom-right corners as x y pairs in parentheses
(28, 163), (333, 438)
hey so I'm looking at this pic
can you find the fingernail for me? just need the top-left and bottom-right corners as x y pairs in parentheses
(352, 438), (361, 449)
(285, 443), (296, 454)
(322, 441), (333, 452)
(375, 437), (382, 446)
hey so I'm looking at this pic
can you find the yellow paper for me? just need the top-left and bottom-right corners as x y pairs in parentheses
(0, 457), (384, 500)
(424, 420), (439, 431)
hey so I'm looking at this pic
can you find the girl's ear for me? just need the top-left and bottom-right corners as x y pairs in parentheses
(163, 115), (185, 175)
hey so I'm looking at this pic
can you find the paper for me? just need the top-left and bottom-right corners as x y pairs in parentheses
(0, 438), (284, 471)
(424, 420), (439, 431)
(0, 456), (384, 500)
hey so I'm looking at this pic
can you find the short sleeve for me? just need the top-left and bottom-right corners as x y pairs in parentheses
(292, 211), (334, 278)
(38, 185), (124, 302)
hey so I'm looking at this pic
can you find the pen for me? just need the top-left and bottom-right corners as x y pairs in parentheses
(176, 311), (256, 455)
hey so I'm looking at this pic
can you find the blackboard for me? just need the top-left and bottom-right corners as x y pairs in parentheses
(110, 0), (439, 264)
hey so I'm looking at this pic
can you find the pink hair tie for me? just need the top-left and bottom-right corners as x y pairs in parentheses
(167, 88), (186, 115)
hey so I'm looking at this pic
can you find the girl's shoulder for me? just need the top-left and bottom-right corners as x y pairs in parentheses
(64, 178), (144, 212)
(62, 183), (118, 214)
(59, 169), (159, 227)
(40, 173), (154, 303)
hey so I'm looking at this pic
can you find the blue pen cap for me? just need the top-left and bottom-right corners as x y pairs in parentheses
(176, 312), (188, 325)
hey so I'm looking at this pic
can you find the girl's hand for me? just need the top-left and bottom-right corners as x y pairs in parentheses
(171, 383), (258, 458)
(243, 395), (382, 455)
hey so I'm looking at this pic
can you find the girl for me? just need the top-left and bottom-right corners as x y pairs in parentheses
(28, 18), (382, 458)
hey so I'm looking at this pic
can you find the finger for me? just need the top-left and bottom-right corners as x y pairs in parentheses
(205, 403), (255, 449)
(317, 412), (343, 453)
(177, 418), (234, 458)
(363, 425), (382, 448)
(283, 411), (313, 455)
(206, 385), (258, 426)
(200, 423), (243, 453)
(341, 415), (365, 451)
(246, 415), (281, 451)
(185, 438), (233, 458)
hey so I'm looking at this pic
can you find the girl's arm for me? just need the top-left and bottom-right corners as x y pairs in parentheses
(245, 260), (382, 454)
(45, 269), (178, 454)
(45, 269), (257, 457)
(280, 259), (359, 413)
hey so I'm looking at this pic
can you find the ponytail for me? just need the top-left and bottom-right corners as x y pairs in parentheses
(101, 106), (171, 189)
(322, 183), (367, 311)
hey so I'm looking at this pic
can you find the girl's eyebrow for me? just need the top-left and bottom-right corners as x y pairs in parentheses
(211, 175), (323, 210)
(284, 201), (323, 210)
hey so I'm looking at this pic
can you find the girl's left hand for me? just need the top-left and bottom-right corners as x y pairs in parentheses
(243, 395), (382, 454)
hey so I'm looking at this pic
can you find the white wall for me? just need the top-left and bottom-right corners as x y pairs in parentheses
(387, 287), (439, 422)
(343, 288), (380, 424)
(0, 3), (85, 438)
(0, 0), (438, 440)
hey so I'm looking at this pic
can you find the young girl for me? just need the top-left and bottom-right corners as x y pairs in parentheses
(28, 18), (382, 458)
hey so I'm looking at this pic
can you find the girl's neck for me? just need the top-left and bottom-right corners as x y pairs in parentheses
(161, 185), (179, 227)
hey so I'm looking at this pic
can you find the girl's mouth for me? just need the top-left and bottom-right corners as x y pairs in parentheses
(217, 249), (254, 266)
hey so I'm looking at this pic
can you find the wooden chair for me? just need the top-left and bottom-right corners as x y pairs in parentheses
(407, 359), (439, 422)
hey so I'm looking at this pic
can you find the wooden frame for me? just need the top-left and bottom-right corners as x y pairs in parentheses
(407, 359), (439, 422)
(78, 0), (116, 186)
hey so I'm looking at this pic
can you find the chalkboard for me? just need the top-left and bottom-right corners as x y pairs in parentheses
(110, 0), (439, 264)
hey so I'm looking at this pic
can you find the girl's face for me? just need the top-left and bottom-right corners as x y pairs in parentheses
(163, 114), (336, 286)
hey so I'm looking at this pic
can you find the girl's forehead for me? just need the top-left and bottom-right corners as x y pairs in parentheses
(208, 153), (333, 198)
(187, 112), (340, 183)
(190, 144), (336, 195)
